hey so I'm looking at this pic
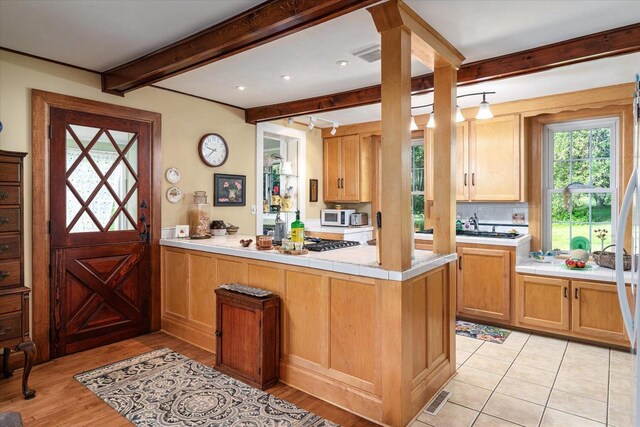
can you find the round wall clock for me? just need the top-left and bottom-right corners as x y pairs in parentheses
(198, 133), (228, 167)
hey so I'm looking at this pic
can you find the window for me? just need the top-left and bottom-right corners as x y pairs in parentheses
(411, 140), (425, 231)
(543, 118), (618, 252)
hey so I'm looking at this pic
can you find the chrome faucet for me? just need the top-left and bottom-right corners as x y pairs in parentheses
(468, 213), (480, 232)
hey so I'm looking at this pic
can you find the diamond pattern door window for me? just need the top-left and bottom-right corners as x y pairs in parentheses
(65, 124), (139, 233)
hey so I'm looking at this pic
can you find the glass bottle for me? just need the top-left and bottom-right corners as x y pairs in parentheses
(290, 210), (305, 243)
(189, 191), (210, 237)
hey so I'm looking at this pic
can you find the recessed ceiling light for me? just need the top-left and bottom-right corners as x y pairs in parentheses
(336, 60), (349, 67)
(236, 86), (246, 91)
(281, 75), (291, 81)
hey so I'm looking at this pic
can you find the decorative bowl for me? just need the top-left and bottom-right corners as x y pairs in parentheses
(529, 251), (559, 263)
(239, 239), (252, 247)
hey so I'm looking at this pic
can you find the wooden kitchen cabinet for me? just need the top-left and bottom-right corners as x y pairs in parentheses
(214, 288), (280, 390)
(457, 245), (511, 321)
(425, 122), (468, 201)
(470, 114), (521, 201)
(516, 275), (570, 332)
(571, 280), (633, 345)
(323, 135), (371, 203)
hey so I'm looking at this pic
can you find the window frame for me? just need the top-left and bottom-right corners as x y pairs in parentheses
(542, 117), (619, 251)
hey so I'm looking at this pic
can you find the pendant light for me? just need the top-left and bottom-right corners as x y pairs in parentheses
(426, 107), (435, 128)
(475, 93), (494, 120)
(456, 106), (465, 123)
(410, 115), (418, 131)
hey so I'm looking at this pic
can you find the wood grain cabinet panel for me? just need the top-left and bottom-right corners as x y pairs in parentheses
(470, 114), (521, 201)
(188, 252), (216, 328)
(162, 248), (188, 319)
(571, 281), (633, 344)
(248, 264), (283, 296)
(329, 278), (376, 383)
(216, 258), (248, 286)
(457, 247), (510, 321)
(323, 136), (342, 202)
(425, 123), (468, 202)
(323, 134), (371, 203)
(516, 275), (570, 331)
(341, 134), (360, 201)
(0, 236), (20, 260)
(0, 186), (21, 205)
(284, 270), (327, 365)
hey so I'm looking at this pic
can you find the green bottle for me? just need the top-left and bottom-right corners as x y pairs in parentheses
(290, 210), (305, 243)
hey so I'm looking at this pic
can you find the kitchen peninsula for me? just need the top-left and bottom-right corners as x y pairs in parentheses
(160, 236), (457, 424)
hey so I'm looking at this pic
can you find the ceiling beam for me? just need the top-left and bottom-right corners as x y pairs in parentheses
(101, 0), (379, 95)
(244, 22), (640, 123)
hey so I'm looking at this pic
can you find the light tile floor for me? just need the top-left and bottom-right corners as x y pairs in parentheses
(412, 328), (636, 427)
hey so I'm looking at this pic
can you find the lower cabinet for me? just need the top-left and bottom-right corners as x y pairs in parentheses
(457, 246), (511, 322)
(515, 274), (632, 346)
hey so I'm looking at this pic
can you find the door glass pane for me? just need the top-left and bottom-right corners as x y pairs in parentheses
(92, 132), (118, 176)
(88, 185), (117, 229)
(68, 156), (100, 202)
(68, 124), (100, 148)
(70, 211), (100, 233)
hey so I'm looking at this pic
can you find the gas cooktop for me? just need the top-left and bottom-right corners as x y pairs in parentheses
(304, 238), (360, 252)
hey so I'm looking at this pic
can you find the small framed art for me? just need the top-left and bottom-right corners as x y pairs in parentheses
(309, 179), (318, 202)
(214, 174), (246, 206)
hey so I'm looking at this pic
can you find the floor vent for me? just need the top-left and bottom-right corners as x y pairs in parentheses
(353, 45), (381, 63)
(424, 390), (452, 415)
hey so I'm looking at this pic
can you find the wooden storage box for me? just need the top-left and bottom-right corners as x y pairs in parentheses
(214, 288), (280, 390)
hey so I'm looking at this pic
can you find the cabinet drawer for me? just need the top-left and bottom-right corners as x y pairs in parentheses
(0, 163), (21, 183)
(0, 260), (20, 287)
(0, 236), (20, 260)
(0, 208), (20, 232)
(0, 313), (22, 341)
(0, 294), (22, 314)
(0, 186), (20, 205)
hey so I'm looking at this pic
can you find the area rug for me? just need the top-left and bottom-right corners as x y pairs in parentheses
(75, 348), (337, 426)
(456, 320), (511, 344)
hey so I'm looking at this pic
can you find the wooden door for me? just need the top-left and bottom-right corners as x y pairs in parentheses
(218, 301), (259, 380)
(572, 281), (633, 344)
(457, 246), (510, 321)
(323, 137), (342, 202)
(425, 123), (468, 201)
(470, 115), (521, 201)
(516, 275), (570, 331)
(340, 134), (360, 202)
(49, 107), (151, 358)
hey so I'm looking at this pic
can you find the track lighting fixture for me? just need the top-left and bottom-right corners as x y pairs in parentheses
(308, 116), (315, 130)
(330, 122), (339, 136)
(287, 117), (294, 125)
(410, 91), (496, 129)
(305, 115), (340, 133)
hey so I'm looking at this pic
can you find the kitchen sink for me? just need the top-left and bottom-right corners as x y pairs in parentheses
(417, 229), (521, 239)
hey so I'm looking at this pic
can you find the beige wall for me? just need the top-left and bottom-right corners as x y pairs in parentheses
(0, 50), (258, 290)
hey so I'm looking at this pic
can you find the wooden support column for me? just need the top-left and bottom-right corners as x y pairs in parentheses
(379, 25), (413, 272)
(432, 65), (457, 254)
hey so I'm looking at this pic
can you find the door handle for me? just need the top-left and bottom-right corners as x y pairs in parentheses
(139, 214), (150, 242)
(464, 173), (468, 186)
(341, 178), (344, 188)
(0, 271), (9, 280)
(471, 173), (476, 186)
(337, 178), (340, 189)
(564, 287), (568, 298)
(215, 330), (222, 337)
(0, 245), (9, 253)
(0, 192), (8, 200)
(574, 288), (579, 299)
(458, 256), (463, 270)
(0, 217), (8, 225)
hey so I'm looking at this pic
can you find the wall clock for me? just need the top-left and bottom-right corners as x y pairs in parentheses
(198, 133), (229, 167)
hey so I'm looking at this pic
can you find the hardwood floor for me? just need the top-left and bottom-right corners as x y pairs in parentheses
(0, 332), (378, 426)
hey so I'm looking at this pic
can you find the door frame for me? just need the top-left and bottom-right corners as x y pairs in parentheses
(32, 89), (162, 363)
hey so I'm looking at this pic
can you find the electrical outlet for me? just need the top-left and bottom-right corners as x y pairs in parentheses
(251, 204), (257, 215)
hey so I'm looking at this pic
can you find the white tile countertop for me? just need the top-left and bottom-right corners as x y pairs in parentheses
(516, 259), (634, 283)
(414, 232), (532, 247)
(160, 235), (456, 281)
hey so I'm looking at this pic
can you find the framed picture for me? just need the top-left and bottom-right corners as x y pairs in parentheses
(214, 174), (246, 206)
(309, 179), (318, 202)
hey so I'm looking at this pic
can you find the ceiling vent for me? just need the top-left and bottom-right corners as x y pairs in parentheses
(353, 45), (382, 63)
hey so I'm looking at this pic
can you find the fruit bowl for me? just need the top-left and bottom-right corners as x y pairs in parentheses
(565, 259), (587, 269)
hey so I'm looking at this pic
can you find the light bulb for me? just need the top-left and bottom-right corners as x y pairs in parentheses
(410, 116), (418, 131)
(330, 126), (337, 136)
(456, 106), (465, 123)
(287, 118), (294, 125)
(308, 117), (315, 130)
(476, 100), (494, 120)
(426, 114), (435, 128)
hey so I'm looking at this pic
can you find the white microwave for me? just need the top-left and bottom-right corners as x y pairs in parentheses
(321, 209), (356, 227)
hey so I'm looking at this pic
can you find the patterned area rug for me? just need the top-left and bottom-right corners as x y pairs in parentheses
(456, 320), (511, 344)
(75, 348), (337, 426)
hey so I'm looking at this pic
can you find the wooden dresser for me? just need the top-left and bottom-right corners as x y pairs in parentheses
(214, 288), (280, 390)
(0, 149), (36, 399)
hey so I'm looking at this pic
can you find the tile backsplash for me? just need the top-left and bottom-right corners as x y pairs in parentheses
(457, 202), (529, 224)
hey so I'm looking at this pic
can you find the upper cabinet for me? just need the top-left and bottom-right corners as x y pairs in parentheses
(323, 135), (372, 203)
(426, 114), (523, 202)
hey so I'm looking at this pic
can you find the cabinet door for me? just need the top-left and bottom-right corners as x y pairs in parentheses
(425, 123), (468, 201)
(457, 247), (510, 321)
(218, 301), (259, 380)
(323, 137), (342, 202)
(340, 134), (360, 201)
(516, 275), (570, 331)
(470, 115), (520, 201)
(572, 281), (633, 344)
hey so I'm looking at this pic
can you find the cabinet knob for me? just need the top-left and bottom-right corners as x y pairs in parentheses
(0, 271), (9, 280)
(0, 217), (8, 225)
(0, 325), (11, 336)
(0, 192), (8, 200)
(0, 245), (9, 253)
(215, 330), (222, 337)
